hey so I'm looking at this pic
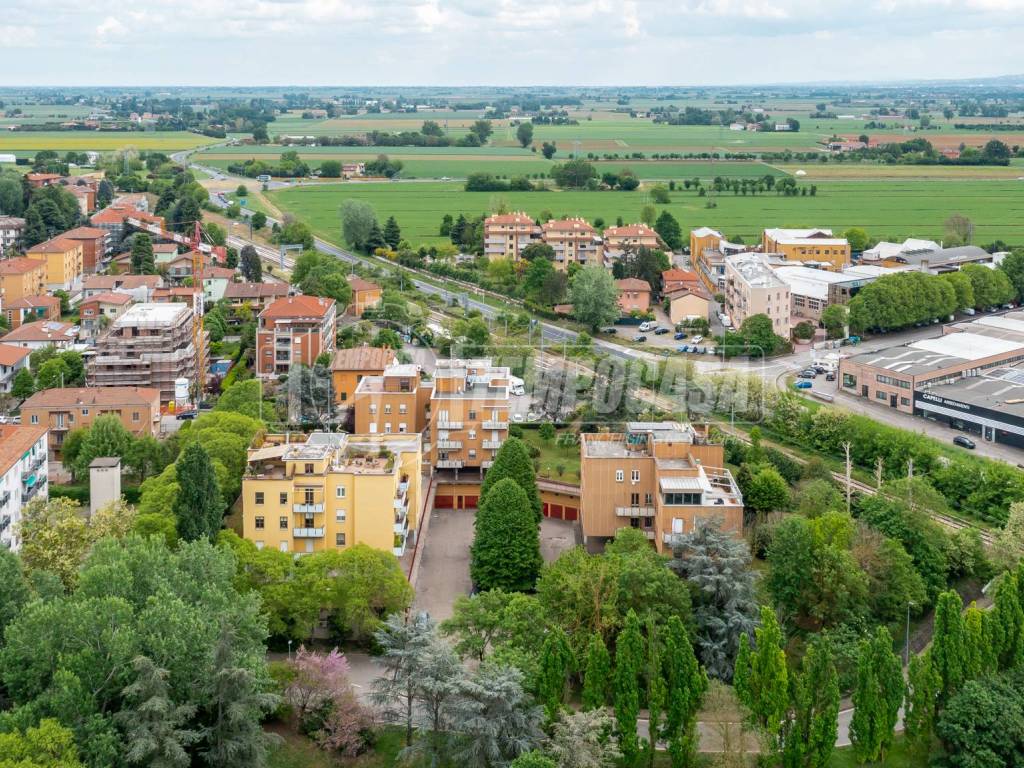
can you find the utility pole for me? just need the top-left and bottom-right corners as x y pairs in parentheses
(875, 456), (884, 488)
(843, 441), (852, 515)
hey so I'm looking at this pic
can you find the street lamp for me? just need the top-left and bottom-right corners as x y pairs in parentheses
(287, 639), (293, 662)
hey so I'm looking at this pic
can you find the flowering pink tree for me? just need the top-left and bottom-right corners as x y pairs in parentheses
(286, 646), (370, 756)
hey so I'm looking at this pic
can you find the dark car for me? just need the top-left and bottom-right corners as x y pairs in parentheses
(654, 327), (670, 335)
(633, 334), (648, 343)
(953, 435), (976, 450)
(602, 327), (617, 334)
(176, 410), (197, 421)
(674, 331), (688, 340)
(825, 372), (836, 382)
(797, 371), (815, 379)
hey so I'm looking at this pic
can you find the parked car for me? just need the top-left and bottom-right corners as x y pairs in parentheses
(176, 410), (197, 421)
(813, 364), (827, 373)
(953, 435), (976, 449)
(676, 345), (690, 353)
(654, 327), (670, 335)
(638, 321), (656, 332)
(825, 372), (836, 382)
(602, 327), (617, 334)
(794, 380), (813, 389)
(512, 413), (525, 423)
(797, 370), (816, 379)
(674, 331), (688, 340)
(633, 334), (648, 342)
(690, 335), (704, 344)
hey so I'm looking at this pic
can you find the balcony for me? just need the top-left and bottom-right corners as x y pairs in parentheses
(436, 420), (463, 430)
(0, 491), (9, 508)
(293, 527), (325, 538)
(482, 421), (508, 430)
(394, 510), (409, 535)
(481, 460), (494, 469)
(482, 440), (503, 450)
(436, 459), (464, 469)
(642, 529), (657, 540)
(0, 514), (9, 533)
(616, 506), (656, 517)
(30, 455), (46, 471)
(436, 440), (462, 450)
(293, 503), (325, 514)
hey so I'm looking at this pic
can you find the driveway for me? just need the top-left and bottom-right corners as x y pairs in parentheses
(540, 517), (579, 562)
(411, 507), (474, 622)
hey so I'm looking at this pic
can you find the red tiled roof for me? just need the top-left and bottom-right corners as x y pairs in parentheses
(0, 425), (47, 476)
(84, 274), (162, 290)
(346, 275), (380, 292)
(260, 294), (335, 320)
(2, 319), (75, 343)
(26, 237), (80, 254)
(224, 282), (290, 300)
(81, 291), (133, 306)
(0, 343), (31, 367)
(21, 386), (160, 409)
(662, 268), (699, 283)
(485, 212), (536, 226)
(61, 226), (107, 240)
(0, 257), (46, 276)
(543, 218), (596, 234)
(4, 295), (60, 310)
(604, 223), (659, 238)
(197, 267), (237, 280)
(616, 278), (652, 291)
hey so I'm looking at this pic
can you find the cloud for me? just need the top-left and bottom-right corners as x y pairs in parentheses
(95, 16), (127, 39)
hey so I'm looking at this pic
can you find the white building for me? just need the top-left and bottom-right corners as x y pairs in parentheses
(0, 344), (31, 393)
(724, 252), (791, 338)
(0, 424), (48, 551)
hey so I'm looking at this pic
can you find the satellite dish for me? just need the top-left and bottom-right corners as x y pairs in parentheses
(795, 170), (807, 177)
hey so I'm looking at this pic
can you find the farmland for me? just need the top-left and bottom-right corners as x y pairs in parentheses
(267, 177), (1024, 247)
(0, 130), (219, 154)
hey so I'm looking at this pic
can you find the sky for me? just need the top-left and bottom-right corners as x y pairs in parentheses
(4, 0), (1024, 87)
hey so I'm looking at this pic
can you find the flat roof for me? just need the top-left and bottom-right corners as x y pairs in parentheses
(918, 367), (1024, 421)
(116, 302), (189, 326)
(911, 334), (1024, 361)
(849, 331), (1024, 377)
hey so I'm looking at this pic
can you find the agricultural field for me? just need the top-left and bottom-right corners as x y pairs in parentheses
(0, 130), (219, 154)
(268, 177), (1024, 247)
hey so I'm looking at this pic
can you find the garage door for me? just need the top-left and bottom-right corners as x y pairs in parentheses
(435, 495), (454, 509)
(550, 504), (563, 519)
(563, 506), (578, 521)
(464, 496), (478, 509)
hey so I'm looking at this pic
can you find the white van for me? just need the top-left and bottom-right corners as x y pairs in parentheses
(638, 321), (656, 332)
(510, 376), (526, 396)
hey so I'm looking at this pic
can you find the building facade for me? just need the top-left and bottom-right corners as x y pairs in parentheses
(0, 216), (25, 257)
(354, 363), (431, 436)
(3, 295), (61, 330)
(61, 226), (109, 273)
(603, 223), (665, 253)
(483, 212), (541, 261)
(543, 219), (603, 270)
(331, 346), (396, 405)
(0, 257), (48, 304)
(429, 358), (510, 474)
(579, 422), (743, 553)
(0, 344), (31, 394)
(762, 228), (850, 271)
(25, 237), (85, 292)
(616, 278), (652, 313)
(256, 295), (337, 378)
(0, 424), (49, 551)
(79, 291), (133, 340)
(241, 432), (422, 557)
(724, 252), (791, 338)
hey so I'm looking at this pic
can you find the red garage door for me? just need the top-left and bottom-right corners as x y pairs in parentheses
(464, 496), (479, 510)
(435, 495), (454, 509)
(550, 504), (563, 519)
(563, 506), (578, 521)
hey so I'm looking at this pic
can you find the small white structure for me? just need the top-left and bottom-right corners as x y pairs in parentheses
(89, 457), (121, 516)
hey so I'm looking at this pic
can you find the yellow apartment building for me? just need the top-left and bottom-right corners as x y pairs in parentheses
(429, 358), (510, 473)
(483, 212), (541, 261)
(25, 237), (84, 292)
(331, 346), (396, 405)
(580, 422), (744, 553)
(241, 432), (422, 557)
(0, 257), (48, 303)
(354, 363), (431, 435)
(762, 228), (850, 270)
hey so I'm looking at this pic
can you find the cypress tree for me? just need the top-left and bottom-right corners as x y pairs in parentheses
(614, 610), (644, 766)
(849, 639), (884, 764)
(904, 651), (941, 757)
(479, 436), (542, 522)
(962, 601), (986, 681)
(782, 637), (839, 768)
(931, 590), (966, 700)
(469, 477), (542, 592)
(365, 220), (387, 252)
(383, 216), (402, 250)
(645, 620), (666, 768)
(581, 632), (612, 710)
(871, 627), (904, 756)
(744, 607), (788, 754)
(733, 632), (752, 706)
(538, 627), (573, 723)
(174, 443), (223, 542)
(131, 233), (155, 275)
(991, 571), (1023, 669)
(663, 615), (705, 768)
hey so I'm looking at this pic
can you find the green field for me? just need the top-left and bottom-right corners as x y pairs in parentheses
(268, 178), (1024, 247)
(0, 131), (219, 152)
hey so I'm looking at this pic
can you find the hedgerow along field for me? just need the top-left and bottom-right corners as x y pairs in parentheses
(0, 131), (220, 153)
(267, 178), (1024, 247)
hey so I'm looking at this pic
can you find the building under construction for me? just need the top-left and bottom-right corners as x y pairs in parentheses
(88, 302), (207, 405)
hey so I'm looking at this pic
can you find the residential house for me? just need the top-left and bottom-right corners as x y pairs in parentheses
(21, 386), (161, 456)
(331, 346), (396, 405)
(223, 282), (291, 315)
(82, 274), (163, 302)
(78, 291), (133, 340)
(543, 218), (603, 270)
(90, 204), (164, 249)
(25, 173), (61, 188)
(3, 295), (61, 330)
(666, 287), (711, 325)
(0, 344), (31, 393)
(662, 268), (701, 295)
(724, 253), (791, 338)
(0, 257), (48, 303)
(1, 320), (77, 351)
(256, 295), (337, 377)
(616, 278), (652, 314)
(354, 363), (431, 435)
(25, 237), (84, 292)
(762, 228), (850, 271)
(0, 216), (25, 257)
(60, 226), (108, 273)
(347, 276), (382, 316)
(88, 303), (205, 404)
(483, 212), (541, 261)
(241, 431), (423, 556)
(429, 358), (510, 474)
(602, 223), (666, 253)
(0, 424), (49, 551)
(579, 422), (743, 553)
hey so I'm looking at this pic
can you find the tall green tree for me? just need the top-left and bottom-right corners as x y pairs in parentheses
(614, 610), (644, 767)
(662, 615), (705, 768)
(581, 632), (612, 710)
(734, 606), (788, 754)
(871, 627), (904, 756)
(116, 656), (200, 768)
(904, 651), (942, 757)
(131, 233), (155, 275)
(538, 627), (574, 723)
(999, 249), (1024, 302)
(645, 620), (667, 768)
(340, 199), (378, 252)
(931, 590), (966, 700)
(10, 367), (35, 400)
(470, 478), (542, 592)
(382, 216), (402, 250)
(570, 266), (620, 331)
(516, 122), (534, 148)
(479, 436), (542, 522)
(239, 245), (262, 282)
(173, 443), (223, 542)
(653, 210), (683, 251)
(849, 637), (885, 764)
(990, 570), (1024, 670)
(72, 413), (134, 481)
(962, 601), (987, 680)
(782, 638), (840, 768)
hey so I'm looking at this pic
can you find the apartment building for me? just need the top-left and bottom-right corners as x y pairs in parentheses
(603, 223), (666, 253)
(0, 257), (47, 303)
(21, 386), (161, 455)
(223, 282), (291, 314)
(256, 295), (337, 378)
(483, 212), (541, 261)
(241, 431), (422, 557)
(25, 237), (84, 292)
(0, 215), (25, 256)
(0, 344), (31, 394)
(83, 274), (163, 302)
(88, 303), (205, 404)
(3, 295), (60, 330)
(430, 358), (510, 473)
(2, 320), (77, 351)
(762, 228), (850, 271)
(689, 227), (749, 294)
(354, 363), (431, 435)
(78, 291), (133, 341)
(662, 268), (701, 295)
(543, 218), (603, 270)
(616, 278), (652, 313)
(579, 422), (743, 553)
(90, 204), (164, 249)
(0, 424), (49, 551)
(60, 226), (108, 273)
(724, 252), (791, 338)
(331, 346), (396, 404)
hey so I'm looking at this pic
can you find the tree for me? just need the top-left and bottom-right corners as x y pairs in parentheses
(131, 233), (155, 274)
(0, 547), (29, 644)
(782, 638), (839, 768)
(0, 719), (83, 768)
(936, 672), (1024, 768)
(171, 195), (202, 233)
(581, 632), (612, 710)
(251, 211), (267, 230)
(990, 571), (1024, 670)
(370, 613), (437, 747)
(962, 262), (1015, 308)
(741, 313), (783, 356)
(744, 466), (790, 515)
(541, 142), (557, 160)
(479, 436), (542, 522)
(640, 205), (657, 226)
(570, 266), (619, 331)
(537, 627), (573, 722)
(654, 210), (683, 251)
(10, 367), (34, 400)
(998, 249), (1024, 302)
(733, 606), (788, 754)
(941, 270), (975, 311)
(116, 656), (200, 768)
(470, 119), (494, 144)
(931, 590), (966, 701)
(340, 199), (378, 252)
(548, 708), (622, 768)
(669, 520), (759, 681)
(318, 160), (342, 178)
(539, 422), (556, 443)
(872, 627), (905, 755)
(34, 357), (69, 391)
(662, 615), (705, 768)
(849, 638), (885, 764)
(511, 752), (557, 768)
(365, 219), (387, 252)
(71, 413), (134, 480)
(239, 244), (262, 282)
(843, 227), (870, 252)
(820, 304), (848, 339)
(551, 159), (597, 189)
(173, 442), (223, 541)
(944, 213), (973, 245)
(471, 478), (542, 592)
(904, 651), (942, 756)
(287, 647), (369, 756)
(614, 610), (644, 766)
(383, 216), (402, 250)
(516, 122), (534, 148)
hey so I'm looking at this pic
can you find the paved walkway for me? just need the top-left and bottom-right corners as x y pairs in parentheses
(410, 507), (474, 622)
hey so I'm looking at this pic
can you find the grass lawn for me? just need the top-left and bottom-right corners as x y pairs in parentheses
(518, 427), (581, 483)
(828, 737), (928, 767)
(0, 131), (218, 152)
(267, 728), (404, 768)
(268, 177), (1024, 248)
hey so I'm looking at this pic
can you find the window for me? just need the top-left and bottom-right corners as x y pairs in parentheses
(336, 486), (347, 499)
(303, 489), (314, 505)
(279, 517), (288, 529)
(644, 492), (653, 505)
(631, 469), (640, 483)
(615, 469), (624, 482)
(335, 533), (346, 546)
(369, 423), (377, 434)
(663, 492), (703, 505)
(255, 541), (264, 550)
(30, 415), (38, 424)
(630, 492), (640, 505)
(876, 390), (888, 401)
(132, 411), (140, 422)
(255, 492), (265, 505)
(336, 509), (346, 523)
(384, 404), (392, 414)
(384, 422), (392, 434)
(304, 463), (314, 474)
(399, 423), (407, 433)
(468, 410), (477, 420)
(399, 403), (407, 414)
(876, 374), (910, 389)
(81, 408), (89, 416)
(340, 392), (347, 402)
(468, 449), (477, 458)
(279, 492), (288, 505)
(370, 404), (377, 414)
(843, 373), (857, 388)
(255, 516), (265, 529)
(901, 397), (911, 406)
(279, 542), (288, 553)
